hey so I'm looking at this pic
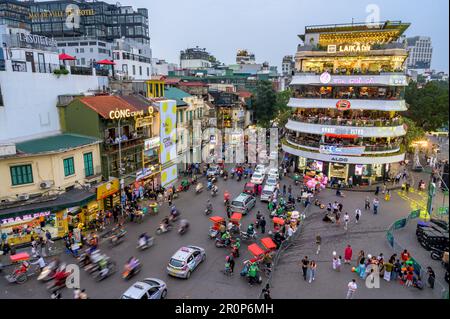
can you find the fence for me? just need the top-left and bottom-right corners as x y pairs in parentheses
(386, 209), (449, 299)
(258, 203), (311, 298)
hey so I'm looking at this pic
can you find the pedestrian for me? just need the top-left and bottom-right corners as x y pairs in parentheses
(401, 249), (410, 262)
(392, 259), (402, 281)
(356, 250), (365, 267)
(113, 209), (118, 223)
(344, 245), (352, 264)
(79, 289), (88, 299)
(338, 203), (343, 213)
(384, 260), (393, 282)
(283, 185), (286, 197)
(31, 254), (46, 271)
(315, 234), (321, 255)
(373, 198), (379, 215)
(375, 185), (380, 196)
(258, 184), (262, 196)
(348, 176), (353, 188)
(427, 266), (435, 289)
(364, 196), (370, 210)
(262, 284), (272, 299)
(344, 212), (349, 230)
(405, 271), (414, 287)
(301, 256), (309, 280)
(355, 208), (361, 224)
(259, 217), (266, 234)
(288, 185), (292, 195)
(228, 254), (235, 273)
(337, 256), (342, 271)
(346, 279), (357, 299)
(384, 190), (391, 202)
(309, 260), (317, 283)
(335, 211), (341, 225)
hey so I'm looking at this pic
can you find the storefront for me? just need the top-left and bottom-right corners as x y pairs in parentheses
(96, 178), (120, 212)
(141, 136), (161, 190)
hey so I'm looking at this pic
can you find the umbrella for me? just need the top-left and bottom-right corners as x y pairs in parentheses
(96, 59), (116, 65)
(58, 53), (76, 61)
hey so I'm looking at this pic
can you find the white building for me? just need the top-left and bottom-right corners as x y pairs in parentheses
(406, 36), (433, 71)
(112, 37), (152, 80)
(180, 47), (212, 70)
(236, 49), (255, 64)
(151, 58), (178, 75)
(57, 37), (112, 67)
(0, 25), (109, 144)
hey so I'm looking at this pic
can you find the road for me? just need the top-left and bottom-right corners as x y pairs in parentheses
(0, 172), (284, 299)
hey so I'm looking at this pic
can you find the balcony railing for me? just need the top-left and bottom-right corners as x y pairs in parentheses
(103, 135), (144, 152)
(297, 42), (406, 52)
(291, 91), (403, 101)
(285, 135), (402, 153)
(70, 66), (93, 76)
(290, 115), (404, 127)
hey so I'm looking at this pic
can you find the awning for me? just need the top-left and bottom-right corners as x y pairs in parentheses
(248, 243), (265, 257)
(96, 59), (116, 65)
(324, 133), (358, 139)
(209, 216), (224, 224)
(260, 237), (277, 250)
(0, 188), (96, 219)
(59, 53), (76, 61)
(230, 212), (242, 222)
(272, 217), (285, 225)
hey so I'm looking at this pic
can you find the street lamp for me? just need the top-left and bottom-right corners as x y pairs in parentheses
(118, 118), (124, 217)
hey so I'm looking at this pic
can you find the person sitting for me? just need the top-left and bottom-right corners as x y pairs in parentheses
(138, 233), (149, 247)
(246, 224), (255, 236)
(221, 231), (231, 245)
(413, 275), (424, 290)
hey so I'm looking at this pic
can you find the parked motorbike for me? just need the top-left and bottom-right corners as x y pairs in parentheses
(240, 231), (257, 241)
(431, 247), (449, 261)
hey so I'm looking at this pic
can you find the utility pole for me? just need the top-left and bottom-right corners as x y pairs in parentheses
(118, 118), (124, 217)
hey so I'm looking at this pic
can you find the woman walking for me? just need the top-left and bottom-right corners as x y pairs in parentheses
(309, 260), (317, 283)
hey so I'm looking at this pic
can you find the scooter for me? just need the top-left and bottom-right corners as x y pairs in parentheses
(240, 231), (257, 241)
(205, 207), (212, 216)
(37, 260), (60, 282)
(136, 237), (154, 250)
(178, 223), (189, 235)
(122, 261), (141, 280)
(211, 188), (218, 197)
(195, 183), (204, 194)
(215, 238), (232, 248)
(156, 224), (172, 235)
(92, 261), (117, 282)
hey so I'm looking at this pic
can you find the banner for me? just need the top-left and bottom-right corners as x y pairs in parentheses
(161, 164), (178, 187)
(157, 100), (177, 165)
(319, 145), (365, 156)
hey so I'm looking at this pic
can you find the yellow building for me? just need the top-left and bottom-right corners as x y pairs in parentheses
(0, 133), (102, 245)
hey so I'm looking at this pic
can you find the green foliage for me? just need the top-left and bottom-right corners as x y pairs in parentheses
(53, 69), (61, 75)
(405, 80), (449, 131)
(403, 117), (426, 152)
(274, 89), (293, 127)
(253, 80), (277, 128)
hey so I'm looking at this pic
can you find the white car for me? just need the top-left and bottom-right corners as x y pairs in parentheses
(265, 176), (277, 187)
(167, 246), (206, 279)
(251, 172), (265, 185)
(268, 168), (279, 180)
(255, 164), (267, 174)
(121, 278), (167, 299)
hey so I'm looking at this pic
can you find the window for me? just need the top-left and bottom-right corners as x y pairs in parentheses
(147, 67), (149, 76)
(63, 157), (75, 177)
(139, 66), (142, 75)
(90, 48), (94, 53)
(178, 111), (183, 123)
(10, 164), (33, 186)
(84, 152), (94, 177)
(81, 58), (85, 65)
(79, 48), (84, 53)
(132, 65), (136, 75)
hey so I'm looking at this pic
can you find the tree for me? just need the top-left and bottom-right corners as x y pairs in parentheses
(274, 89), (293, 127)
(403, 117), (426, 152)
(253, 80), (277, 128)
(405, 80), (449, 131)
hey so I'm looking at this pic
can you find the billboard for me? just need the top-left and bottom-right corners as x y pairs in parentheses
(157, 100), (177, 165)
(161, 164), (178, 187)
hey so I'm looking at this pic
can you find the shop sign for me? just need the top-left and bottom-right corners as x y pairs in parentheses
(331, 77), (375, 85)
(336, 99), (351, 110)
(319, 72), (331, 84)
(328, 44), (371, 53)
(330, 157), (349, 163)
(109, 108), (144, 120)
(29, 9), (95, 20)
(19, 33), (57, 47)
(136, 166), (159, 181)
(96, 179), (120, 200)
(320, 145), (365, 156)
(321, 127), (364, 136)
(144, 137), (160, 150)
(1, 211), (50, 225)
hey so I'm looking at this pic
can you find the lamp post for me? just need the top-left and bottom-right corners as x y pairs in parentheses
(118, 118), (124, 217)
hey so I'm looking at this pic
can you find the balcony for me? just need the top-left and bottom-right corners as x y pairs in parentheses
(103, 135), (145, 153)
(290, 114), (404, 128)
(70, 66), (93, 76)
(290, 73), (407, 87)
(287, 98), (407, 112)
(285, 119), (406, 138)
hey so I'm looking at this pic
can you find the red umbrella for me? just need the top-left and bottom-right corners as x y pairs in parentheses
(58, 53), (76, 61)
(96, 59), (116, 65)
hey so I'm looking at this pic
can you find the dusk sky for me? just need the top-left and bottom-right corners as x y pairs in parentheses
(125, 0), (449, 72)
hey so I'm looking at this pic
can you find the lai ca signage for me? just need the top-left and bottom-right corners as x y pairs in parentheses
(328, 44), (371, 53)
(1, 211), (51, 225)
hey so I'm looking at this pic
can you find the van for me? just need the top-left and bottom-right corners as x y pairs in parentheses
(260, 185), (276, 202)
(230, 193), (256, 215)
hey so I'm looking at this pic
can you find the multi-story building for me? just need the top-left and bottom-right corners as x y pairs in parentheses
(151, 58), (177, 76)
(0, 0), (30, 30)
(406, 36), (433, 71)
(236, 49), (255, 64)
(282, 55), (295, 76)
(283, 21), (410, 185)
(112, 37), (152, 80)
(180, 46), (214, 70)
(57, 36), (112, 67)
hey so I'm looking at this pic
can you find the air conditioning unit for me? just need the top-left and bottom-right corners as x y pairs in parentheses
(17, 193), (29, 201)
(40, 180), (54, 189)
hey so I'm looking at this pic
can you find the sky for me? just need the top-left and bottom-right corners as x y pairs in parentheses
(123, 0), (449, 72)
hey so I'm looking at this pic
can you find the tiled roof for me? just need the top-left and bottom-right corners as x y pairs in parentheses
(237, 90), (253, 98)
(163, 87), (191, 107)
(179, 81), (208, 87)
(79, 95), (137, 118)
(164, 78), (181, 85)
(120, 95), (159, 113)
(16, 134), (100, 155)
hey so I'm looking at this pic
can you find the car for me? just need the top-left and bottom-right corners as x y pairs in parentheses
(255, 164), (267, 174)
(265, 176), (277, 187)
(121, 278), (167, 299)
(166, 246), (206, 279)
(268, 168), (279, 179)
(206, 165), (220, 177)
(260, 185), (276, 202)
(250, 172), (265, 185)
(230, 193), (257, 215)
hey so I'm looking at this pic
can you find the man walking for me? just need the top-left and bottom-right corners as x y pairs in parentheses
(315, 234), (322, 254)
(346, 279), (357, 299)
(344, 212), (350, 230)
(301, 256), (309, 281)
(355, 208), (361, 224)
(364, 197), (370, 210)
(373, 198), (380, 215)
(259, 216), (266, 234)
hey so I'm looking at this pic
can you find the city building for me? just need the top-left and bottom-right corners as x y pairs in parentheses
(151, 58), (177, 76)
(57, 36), (112, 67)
(0, 24), (109, 143)
(406, 36), (433, 71)
(0, 0), (30, 30)
(112, 37), (152, 80)
(283, 21), (410, 185)
(0, 133), (102, 245)
(180, 46), (214, 70)
(282, 55), (295, 76)
(236, 49), (255, 64)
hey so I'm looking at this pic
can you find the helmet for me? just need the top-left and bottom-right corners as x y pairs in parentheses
(236, 238), (240, 242)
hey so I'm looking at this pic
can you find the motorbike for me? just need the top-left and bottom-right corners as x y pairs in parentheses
(215, 237), (232, 248)
(169, 213), (179, 224)
(109, 229), (127, 247)
(231, 246), (240, 258)
(205, 207), (213, 216)
(156, 224), (172, 235)
(224, 198), (230, 206)
(240, 231), (257, 241)
(195, 183), (204, 194)
(37, 260), (61, 282)
(137, 237), (154, 250)
(5, 263), (38, 284)
(92, 260), (117, 282)
(46, 270), (70, 293)
(431, 247), (448, 261)
(122, 260), (141, 280)
(178, 223), (189, 235)
(211, 188), (218, 197)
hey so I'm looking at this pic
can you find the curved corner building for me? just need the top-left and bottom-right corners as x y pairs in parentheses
(282, 21), (410, 185)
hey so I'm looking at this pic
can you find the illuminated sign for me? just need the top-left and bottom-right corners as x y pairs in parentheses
(29, 9), (95, 20)
(336, 100), (351, 110)
(332, 77), (375, 85)
(144, 137), (160, 150)
(320, 145), (365, 156)
(321, 127), (364, 136)
(19, 33), (57, 47)
(320, 72), (331, 84)
(109, 108), (144, 120)
(328, 44), (371, 53)
(1, 211), (51, 225)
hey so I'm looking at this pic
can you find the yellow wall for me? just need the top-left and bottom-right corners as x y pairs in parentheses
(0, 144), (101, 199)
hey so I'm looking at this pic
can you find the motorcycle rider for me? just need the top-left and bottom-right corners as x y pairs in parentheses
(125, 256), (140, 275)
(206, 200), (213, 214)
(98, 255), (109, 278)
(224, 191), (231, 205)
(211, 184), (219, 196)
(138, 233), (150, 247)
(232, 238), (241, 257)
(246, 223), (255, 237)
(255, 211), (262, 228)
(179, 219), (190, 233)
(160, 216), (170, 232)
(221, 231), (231, 245)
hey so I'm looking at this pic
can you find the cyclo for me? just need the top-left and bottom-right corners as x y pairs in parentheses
(4, 252), (39, 284)
(208, 216), (225, 239)
(240, 244), (265, 285)
(229, 212), (242, 237)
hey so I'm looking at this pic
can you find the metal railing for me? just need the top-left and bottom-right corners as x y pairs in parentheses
(70, 66), (93, 76)
(289, 115), (404, 127)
